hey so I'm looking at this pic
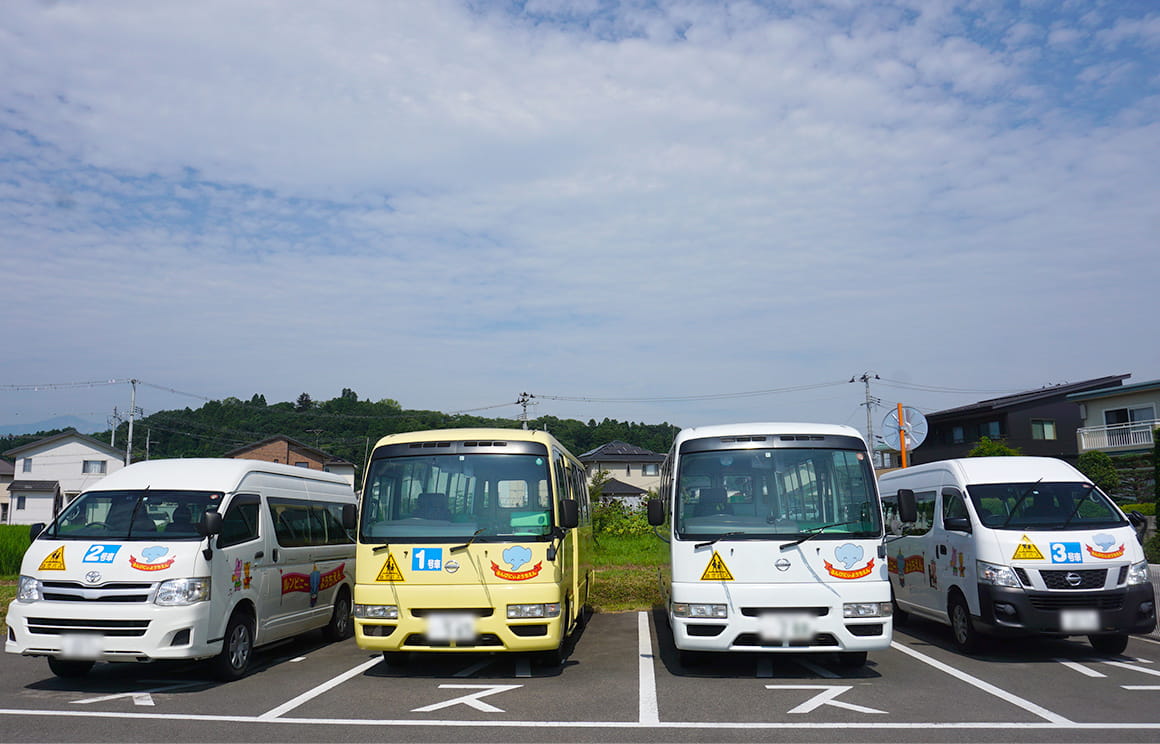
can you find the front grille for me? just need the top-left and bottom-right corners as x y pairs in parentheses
(27, 617), (150, 637)
(740, 607), (829, 617)
(847, 623), (884, 637)
(1028, 593), (1123, 611)
(410, 608), (494, 618)
(1040, 569), (1106, 590)
(40, 581), (154, 603)
(1014, 568), (1031, 586)
(733, 632), (838, 648)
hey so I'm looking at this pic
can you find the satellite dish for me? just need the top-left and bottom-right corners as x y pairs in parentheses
(881, 407), (928, 451)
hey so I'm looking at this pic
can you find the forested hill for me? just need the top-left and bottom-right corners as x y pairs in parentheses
(3, 390), (680, 474)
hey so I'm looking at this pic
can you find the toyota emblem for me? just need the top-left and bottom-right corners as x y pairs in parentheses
(1065, 572), (1082, 587)
(84, 571), (102, 584)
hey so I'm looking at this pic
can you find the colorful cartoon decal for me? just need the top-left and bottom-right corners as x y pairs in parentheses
(824, 543), (874, 579)
(83, 544), (121, 564)
(39, 546), (67, 571)
(928, 559), (938, 589)
(700, 551), (734, 581)
(1050, 542), (1084, 564)
(377, 554), (404, 582)
(1012, 534), (1045, 561)
(491, 545), (543, 581)
(283, 563), (346, 606)
(1085, 533), (1124, 560)
(230, 559), (253, 592)
(129, 546), (175, 571)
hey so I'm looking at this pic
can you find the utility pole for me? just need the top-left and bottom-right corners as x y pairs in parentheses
(108, 407), (122, 448)
(852, 373), (880, 466)
(517, 392), (534, 430)
(125, 379), (138, 465)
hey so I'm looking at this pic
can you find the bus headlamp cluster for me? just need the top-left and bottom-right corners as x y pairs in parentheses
(843, 602), (892, 618)
(507, 603), (561, 619)
(16, 576), (42, 602)
(155, 578), (211, 606)
(977, 560), (1021, 588)
(1127, 561), (1150, 586)
(672, 603), (728, 618)
(353, 604), (399, 619)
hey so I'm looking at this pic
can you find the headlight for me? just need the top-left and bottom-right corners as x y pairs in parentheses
(155, 577), (211, 606)
(1127, 560), (1151, 586)
(844, 602), (892, 618)
(353, 604), (398, 619)
(672, 603), (728, 618)
(16, 575), (42, 601)
(507, 603), (561, 619)
(977, 560), (1021, 588)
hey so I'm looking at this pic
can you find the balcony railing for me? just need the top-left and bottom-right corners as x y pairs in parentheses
(1077, 420), (1160, 452)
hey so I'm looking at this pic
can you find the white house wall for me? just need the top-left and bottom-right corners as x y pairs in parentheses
(15, 439), (124, 495)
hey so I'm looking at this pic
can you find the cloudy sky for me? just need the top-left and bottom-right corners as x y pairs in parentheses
(2, 0), (1158, 442)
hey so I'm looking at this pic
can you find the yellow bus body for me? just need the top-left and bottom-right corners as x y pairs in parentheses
(353, 428), (592, 657)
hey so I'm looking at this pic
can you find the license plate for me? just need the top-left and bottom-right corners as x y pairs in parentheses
(426, 612), (476, 643)
(1060, 609), (1099, 632)
(59, 633), (102, 660)
(757, 612), (816, 643)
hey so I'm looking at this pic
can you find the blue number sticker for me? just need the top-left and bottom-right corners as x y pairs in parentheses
(83, 544), (121, 563)
(1050, 542), (1083, 564)
(412, 548), (443, 571)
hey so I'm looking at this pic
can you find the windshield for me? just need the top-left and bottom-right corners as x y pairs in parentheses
(968, 481), (1126, 530)
(43, 490), (222, 540)
(675, 447), (880, 540)
(360, 453), (554, 541)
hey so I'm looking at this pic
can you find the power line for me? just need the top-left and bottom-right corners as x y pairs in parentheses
(528, 380), (849, 404)
(875, 378), (1026, 395)
(0, 379), (125, 391)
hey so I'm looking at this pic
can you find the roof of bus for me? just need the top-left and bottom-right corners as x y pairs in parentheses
(673, 422), (865, 444)
(81, 458), (352, 493)
(372, 427), (570, 449)
(878, 456), (1086, 485)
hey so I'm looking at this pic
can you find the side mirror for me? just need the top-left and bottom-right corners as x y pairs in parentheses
(647, 499), (665, 527)
(197, 510), (224, 537)
(896, 489), (917, 524)
(342, 503), (357, 531)
(1128, 510), (1146, 528)
(944, 516), (972, 533)
(29, 522), (46, 541)
(558, 499), (579, 529)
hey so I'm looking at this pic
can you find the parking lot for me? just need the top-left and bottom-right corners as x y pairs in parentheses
(3, 608), (1160, 744)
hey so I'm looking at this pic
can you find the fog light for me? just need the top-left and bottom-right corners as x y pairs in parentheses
(994, 602), (1017, 617)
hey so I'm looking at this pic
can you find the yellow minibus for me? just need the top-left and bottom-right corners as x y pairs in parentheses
(353, 428), (592, 665)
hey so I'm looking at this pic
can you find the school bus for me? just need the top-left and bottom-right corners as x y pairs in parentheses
(353, 428), (592, 665)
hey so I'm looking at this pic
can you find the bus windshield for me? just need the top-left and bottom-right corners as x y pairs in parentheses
(360, 453), (554, 541)
(675, 447), (879, 540)
(967, 481), (1127, 530)
(42, 490), (223, 540)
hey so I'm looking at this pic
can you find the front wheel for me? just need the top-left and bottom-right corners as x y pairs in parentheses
(211, 611), (255, 681)
(948, 594), (980, 655)
(48, 658), (94, 678)
(1089, 633), (1129, 656)
(323, 590), (353, 642)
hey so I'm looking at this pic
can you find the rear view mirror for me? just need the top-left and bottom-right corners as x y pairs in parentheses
(895, 489), (917, 524)
(29, 522), (46, 541)
(197, 510), (223, 537)
(342, 503), (357, 530)
(944, 516), (972, 533)
(558, 499), (579, 529)
(647, 499), (665, 526)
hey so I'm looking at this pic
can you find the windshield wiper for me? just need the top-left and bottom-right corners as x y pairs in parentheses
(694, 532), (747, 550)
(1001, 479), (1043, 528)
(450, 528), (487, 553)
(780, 520), (859, 551)
(371, 542), (392, 555)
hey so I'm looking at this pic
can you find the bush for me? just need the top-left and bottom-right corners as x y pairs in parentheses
(1078, 451), (1121, 493)
(592, 498), (655, 536)
(1121, 503), (1156, 517)
(1144, 531), (1160, 565)
(0, 525), (31, 575)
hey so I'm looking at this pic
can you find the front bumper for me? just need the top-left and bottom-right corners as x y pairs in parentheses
(975, 582), (1156, 637)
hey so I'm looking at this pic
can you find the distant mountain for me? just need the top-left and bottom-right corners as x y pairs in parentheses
(0, 416), (105, 436)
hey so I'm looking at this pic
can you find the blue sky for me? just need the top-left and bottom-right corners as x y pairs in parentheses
(2, 0), (1158, 442)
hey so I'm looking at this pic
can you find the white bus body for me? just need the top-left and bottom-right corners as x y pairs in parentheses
(648, 423), (900, 667)
(879, 456), (1155, 655)
(6, 459), (357, 680)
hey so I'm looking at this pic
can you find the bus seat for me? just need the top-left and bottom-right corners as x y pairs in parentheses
(414, 492), (452, 521)
(694, 487), (732, 517)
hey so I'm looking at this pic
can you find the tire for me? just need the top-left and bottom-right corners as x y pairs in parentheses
(323, 589), (353, 642)
(535, 646), (565, 668)
(1089, 633), (1129, 656)
(211, 610), (255, 681)
(837, 651), (868, 668)
(948, 593), (980, 655)
(48, 658), (93, 678)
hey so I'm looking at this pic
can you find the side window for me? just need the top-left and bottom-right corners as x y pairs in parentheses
(943, 488), (968, 522)
(219, 495), (260, 548)
(318, 502), (355, 545)
(905, 490), (937, 536)
(269, 499), (311, 547)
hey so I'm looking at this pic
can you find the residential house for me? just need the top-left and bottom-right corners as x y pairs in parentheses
(3, 431), (125, 525)
(579, 441), (665, 504)
(910, 374), (1130, 465)
(0, 458), (13, 524)
(223, 435), (357, 485)
(1068, 378), (1160, 456)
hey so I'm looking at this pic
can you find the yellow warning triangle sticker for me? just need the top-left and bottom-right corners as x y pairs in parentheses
(700, 551), (734, 581)
(1012, 534), (1045, 561)
(39, 546), (67, 571)
(376, 554), (404, 582)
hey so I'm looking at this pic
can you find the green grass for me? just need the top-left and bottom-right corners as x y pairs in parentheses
(590, 533), (670, 612)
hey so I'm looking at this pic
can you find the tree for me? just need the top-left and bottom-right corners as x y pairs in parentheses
(295, 393), (314, 412)
(967, 436), (1021, 457)
(1077, 451), (1121, 494)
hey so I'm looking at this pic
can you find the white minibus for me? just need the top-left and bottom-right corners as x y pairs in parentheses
(6, 458), (357, 679)
(880, 456), (1155, 655)
(648, 423), (914, 667)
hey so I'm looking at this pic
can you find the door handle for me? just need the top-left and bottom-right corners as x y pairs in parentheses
(938, 544), (948, 556)
(272, 548), (279, 563)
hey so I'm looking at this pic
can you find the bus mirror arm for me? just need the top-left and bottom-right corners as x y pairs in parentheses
(546, 526), (567, 561)
(198, 511), (223, 562)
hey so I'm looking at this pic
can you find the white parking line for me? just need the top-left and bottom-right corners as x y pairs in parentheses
(1055, 659), (1106, 677)
(890, 641), (1071, 724)
(638, 611), (659, 724)
(258, 656), (383, 720)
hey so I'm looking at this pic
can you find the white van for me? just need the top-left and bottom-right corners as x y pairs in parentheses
(880, 456), (1155, 655)
(5, 458), (357, 680)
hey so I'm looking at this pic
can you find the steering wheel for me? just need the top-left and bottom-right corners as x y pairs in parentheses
(84, 522), (112, 531)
